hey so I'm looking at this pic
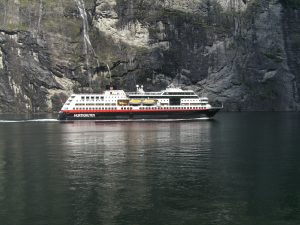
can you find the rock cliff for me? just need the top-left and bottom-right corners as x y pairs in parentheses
(0, 0), (299, 112)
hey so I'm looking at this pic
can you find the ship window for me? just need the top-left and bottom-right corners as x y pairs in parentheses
(91, 97), (94, 100)
(96, 96), (99, 100)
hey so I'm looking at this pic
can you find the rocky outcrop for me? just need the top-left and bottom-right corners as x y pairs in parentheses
(0, 0), (299, 112)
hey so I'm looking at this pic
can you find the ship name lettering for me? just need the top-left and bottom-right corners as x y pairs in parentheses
(74, 114), (95, 118)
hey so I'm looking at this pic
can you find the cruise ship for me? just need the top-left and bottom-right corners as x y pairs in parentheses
(57, 85), (222, 120)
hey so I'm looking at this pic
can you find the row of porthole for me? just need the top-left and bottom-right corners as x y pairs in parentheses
(76, 104), (117, 106)
(182, 100), (201, 102)
(81, 97), (104, 100)
(140, 107), (205, 110)
(78, 100), (115, 103)
(120, 107), (133, 110)
(75, 107), (117, 110)
(75, 107), (132, 110)
(74, 107), (206, 110)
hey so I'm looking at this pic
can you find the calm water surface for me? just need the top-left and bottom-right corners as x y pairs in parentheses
(0, 113), (299, 225)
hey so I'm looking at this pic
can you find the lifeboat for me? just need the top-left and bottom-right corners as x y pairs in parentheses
(118, 99), (129, 106)
(142, 99), (156, 105)
(129, 99), (142, 105)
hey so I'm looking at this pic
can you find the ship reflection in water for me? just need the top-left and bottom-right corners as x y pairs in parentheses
(60, 121), (214, 224)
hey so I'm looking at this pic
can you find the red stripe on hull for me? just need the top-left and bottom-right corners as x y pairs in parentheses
(62, 109), (208, 114)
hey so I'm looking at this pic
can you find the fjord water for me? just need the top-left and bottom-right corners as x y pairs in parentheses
(0, 113), (299, 225)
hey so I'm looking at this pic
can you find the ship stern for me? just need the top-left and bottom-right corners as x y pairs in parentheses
(57, 111), (66, 120)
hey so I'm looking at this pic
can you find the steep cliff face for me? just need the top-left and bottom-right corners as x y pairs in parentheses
(0, 0), (299, 112)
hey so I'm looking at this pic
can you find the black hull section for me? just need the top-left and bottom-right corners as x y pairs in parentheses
(58, 108), (221, 121)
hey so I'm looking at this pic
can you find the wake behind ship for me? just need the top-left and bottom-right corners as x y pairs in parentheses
(58, 85), (222, 120)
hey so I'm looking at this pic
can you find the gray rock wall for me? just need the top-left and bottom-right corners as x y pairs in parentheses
(0, 0), (299, 112)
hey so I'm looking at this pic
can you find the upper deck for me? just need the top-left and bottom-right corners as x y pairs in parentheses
(127, 85), (199, 97)
(60, 85), (211, 111)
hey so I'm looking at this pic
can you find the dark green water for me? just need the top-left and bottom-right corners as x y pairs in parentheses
(0, 113), (299, 225)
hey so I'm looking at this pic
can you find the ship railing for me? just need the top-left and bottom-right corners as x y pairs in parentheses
(127, 92), (162, 96)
